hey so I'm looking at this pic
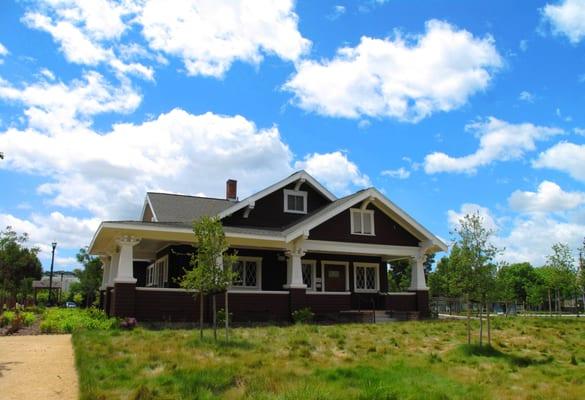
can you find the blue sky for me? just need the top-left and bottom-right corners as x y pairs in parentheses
(0, 0), (584, 270)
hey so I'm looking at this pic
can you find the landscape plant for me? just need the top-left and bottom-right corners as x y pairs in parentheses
(40, 307), (117, 333)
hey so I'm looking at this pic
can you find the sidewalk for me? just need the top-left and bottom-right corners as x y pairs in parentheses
(0, 335), (78, 400)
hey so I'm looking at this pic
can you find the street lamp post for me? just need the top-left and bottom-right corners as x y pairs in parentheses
(48, 241), (57, 306)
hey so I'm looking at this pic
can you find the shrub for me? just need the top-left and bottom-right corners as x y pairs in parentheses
(0, 311), (15, 327)
(216, 308), (233, 325)
(120, 317), (138, 330)
(292, 307), (314, 324)
(40, 308), (118, 333)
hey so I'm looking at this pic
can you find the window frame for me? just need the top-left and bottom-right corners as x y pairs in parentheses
(230, 256), (262, 290)
(353, 262), (380, 293)
(146, 255), (169, 288)
(283, 189), (308, 214)
(301, 259), (317, 291)
(350, 208), (375, 236)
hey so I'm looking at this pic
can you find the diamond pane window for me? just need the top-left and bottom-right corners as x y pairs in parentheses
(356, 267), (365, 290)
(232, 259), (259, 288)
(355, 264), (377, 291)
(232, 261), (244, 286)
(302, 263), (313, 288)
(365, 267), (376, 289)
(245, 261), (257, 286)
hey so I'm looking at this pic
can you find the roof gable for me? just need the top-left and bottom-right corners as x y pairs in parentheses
(145, 192), (233, 223)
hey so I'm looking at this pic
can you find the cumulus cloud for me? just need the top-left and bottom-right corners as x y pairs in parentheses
(294, 151), (371, 194)
(533, 141), (585, 182)
(23, 0), (309, 79)
(0, 42), (8, 56)
(447, 203), (500, 233)
(518, 91), (535, 103)
(424, 117), (563, 174)
(284, 20), (502, 122)
(542, 0), (585, 44)
(0, 212), (100, 268)
(508, 181), (585, 213)
(381, 167), (410, 179)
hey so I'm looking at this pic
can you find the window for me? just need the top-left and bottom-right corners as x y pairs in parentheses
(350, 208), (375, 235)
(301, 260), (316, 290)
(146, 256), (169, 287)
(284, 189), (307, 214)
(354, 263), (379, 292)
(231, 257), (261, 289)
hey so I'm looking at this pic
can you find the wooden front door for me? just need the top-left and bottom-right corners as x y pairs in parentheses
(324, 264), (346, 292)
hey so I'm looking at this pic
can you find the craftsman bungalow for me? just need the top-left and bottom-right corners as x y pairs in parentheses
(89, 171), (447, 322)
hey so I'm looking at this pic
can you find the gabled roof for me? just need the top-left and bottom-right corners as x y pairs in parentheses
(217, 170), (336, 219)
(145, 192), (234, 223)
(283, 187), (448, 252)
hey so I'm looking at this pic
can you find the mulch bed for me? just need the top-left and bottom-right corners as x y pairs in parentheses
(0, 319), (42, 336)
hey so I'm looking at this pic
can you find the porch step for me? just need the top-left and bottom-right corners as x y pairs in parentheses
(373, 310), (395, 323)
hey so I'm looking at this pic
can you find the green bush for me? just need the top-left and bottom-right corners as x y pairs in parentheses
(40, 308), (118, 333)
(0, 311), (15, 327)
(292, 307), (314, 324)
(0, 310), (35, 330)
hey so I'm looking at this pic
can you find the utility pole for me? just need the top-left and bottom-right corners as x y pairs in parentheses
(48, 241), (57, 306)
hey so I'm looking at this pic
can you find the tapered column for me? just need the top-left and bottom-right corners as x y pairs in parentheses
(284, 248), (306, 289)
(408, 251), (428, 291)
(114, 236), (140, 284)
(99, 255), (111, 290)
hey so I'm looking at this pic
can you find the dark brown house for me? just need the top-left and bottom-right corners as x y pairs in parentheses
(90, 171), (446, 322)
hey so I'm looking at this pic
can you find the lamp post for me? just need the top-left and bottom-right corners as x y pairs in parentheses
(48, 241), (57, 306)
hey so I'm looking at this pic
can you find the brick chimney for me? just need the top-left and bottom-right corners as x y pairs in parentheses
(226, 179), (237, 201)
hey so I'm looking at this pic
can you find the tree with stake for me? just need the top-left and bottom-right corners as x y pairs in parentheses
(179, 216), (236, 341)
(546, 243), (576, 314)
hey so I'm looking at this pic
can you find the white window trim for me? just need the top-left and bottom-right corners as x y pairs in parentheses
(230, 256), (262, 290)
(301, 259), (317, 291)
(146, 255), (169, 288)
(350, 208), (375, 236)
(353, 262), (380, 293)
(283, 189), (308, 214)
(321, 260), (350, 292)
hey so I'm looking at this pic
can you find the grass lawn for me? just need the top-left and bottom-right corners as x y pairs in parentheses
(72, 317), (585, 399)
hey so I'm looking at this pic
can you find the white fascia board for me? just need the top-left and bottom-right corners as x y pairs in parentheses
(140, 194), (158, 222)
(303, 240), (419, 257)
(217, 171), (336, 219)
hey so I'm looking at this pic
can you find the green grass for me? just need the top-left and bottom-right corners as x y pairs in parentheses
(40, 307), (118, 333)
(72, 317), (585, 399)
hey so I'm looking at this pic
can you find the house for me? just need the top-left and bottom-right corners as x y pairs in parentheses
(89, 171), (447, 322)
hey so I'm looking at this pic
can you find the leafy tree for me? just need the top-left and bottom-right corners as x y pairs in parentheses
(388, 259), (410, 291)
(451, 213), (499, 346)
(180, 217), (236, 341)
(74, 248), (103, 307)
(496, 262), (537, 313)
(578, 238), (585, 310)
(0, 227), (42, 307)
(546, 243), (576, 313)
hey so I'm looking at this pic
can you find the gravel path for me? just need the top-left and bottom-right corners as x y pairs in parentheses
(0, 335), (79, 400)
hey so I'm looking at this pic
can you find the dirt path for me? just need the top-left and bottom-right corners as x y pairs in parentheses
(0, 335), (79, 400)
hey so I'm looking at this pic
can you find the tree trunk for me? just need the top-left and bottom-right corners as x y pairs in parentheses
(466, 294), (471, 345)
(212, 294), (217, 342)
(479, 302), (484, 347)
(225, 291), (229, 342)
(487, 302), (491, 346)
(199, 291), (204, 340)
(548, 289), (552, 316)
(556, 288), (561, 315)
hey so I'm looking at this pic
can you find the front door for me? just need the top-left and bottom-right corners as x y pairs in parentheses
(324, 263), (346, 292)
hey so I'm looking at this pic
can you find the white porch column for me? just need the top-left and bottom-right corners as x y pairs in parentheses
(108, 251), (120, 287)
(114, 236), (141, 284)
(408, 250), (428, 291)
(99, 255), (111, 290)
(284, 248), (307, 289)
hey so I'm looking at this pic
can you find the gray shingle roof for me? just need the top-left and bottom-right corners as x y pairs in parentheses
(147, 192), (234, 223)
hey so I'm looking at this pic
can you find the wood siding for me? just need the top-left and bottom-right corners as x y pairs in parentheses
(222, 182), (331, 229)
(309, 204), (420, 246)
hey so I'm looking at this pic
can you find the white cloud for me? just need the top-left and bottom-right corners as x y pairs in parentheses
(327, 5), (346, 20)
(519, 39), (528, 51)
(381, 167), (410, 179)
(508, 181), (585, 213)
(424, 117), (563, 174)
(0, 212), (100, 268)
(0, 42), (8, 56)
(447, 202), (584, 266)
(574, 127), (585, 136)
(295, 151), (371, 194)
(284, 19), (502, 122)
(519, 90), (535, 103)
(0, 71), (141, 131)
(533, 141), (585, 182)
(138, 0), (310, 77)
(542, 0), (585, 44)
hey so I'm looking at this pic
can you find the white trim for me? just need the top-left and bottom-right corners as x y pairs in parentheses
(306, 291), (351, 295)
(146, 255), (169, 288)
(353, 262), (380, 293)
(301, 259), (317, 291)
(283, 187), (447, 252)
(228, 290), (288, 294)
(283, 189), (308, 214)
(350, 208), (375, 236)
(230, 256), (262, 290)
(134, 287), (290, 295)
(141, 194), (158, 222)
(217, 171), (336, 219)
(321, 260), (350, 292)
(383, 292), (416, 296)
(136, 287), (194, 292)
(304, 240), (419, 257)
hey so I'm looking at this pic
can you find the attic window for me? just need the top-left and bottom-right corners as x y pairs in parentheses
(350, 208), (375, 235)
(284, 189), (307, 214)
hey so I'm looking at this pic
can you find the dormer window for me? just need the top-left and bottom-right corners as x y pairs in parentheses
(350, 208), (375, 235)
(284, 189), (307, 214)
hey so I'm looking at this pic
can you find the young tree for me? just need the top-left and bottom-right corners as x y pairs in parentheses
(74, 248), (103, 307)
(578, 238), (585, 312)
(546, 243), (576, 314)
(451, 212), (499, 346)
(180, 217), (236, 341)
(496, 262), (536, 314)
(0, 227), (42, 306)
